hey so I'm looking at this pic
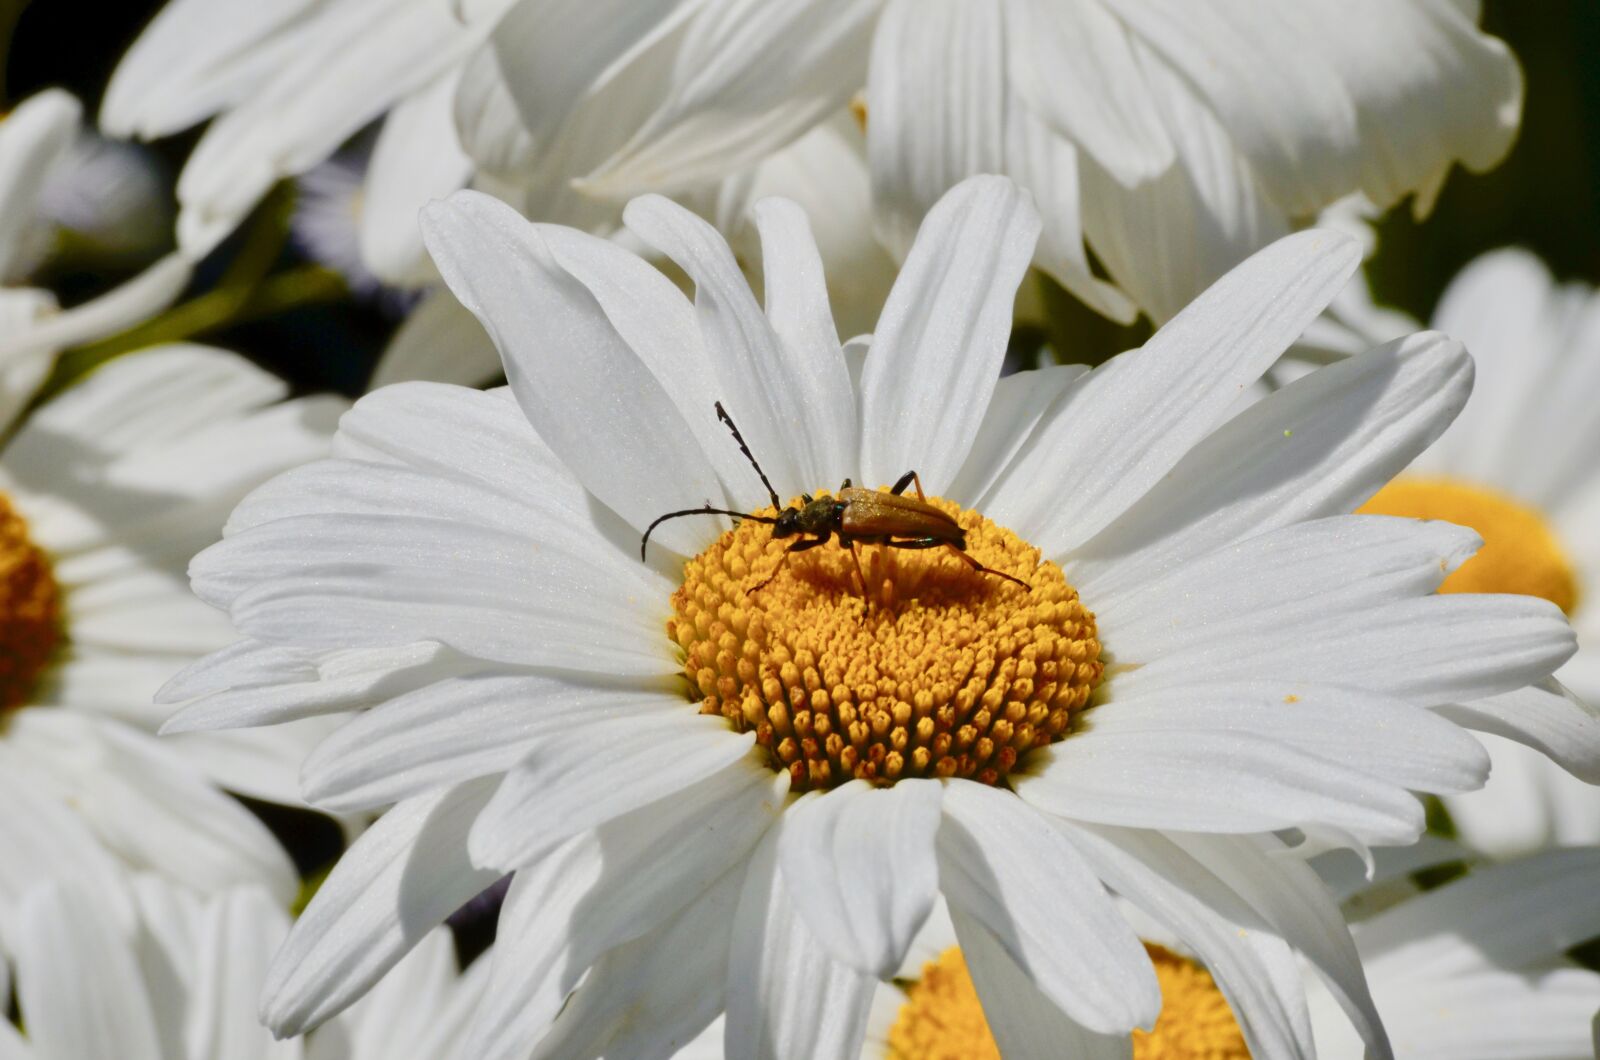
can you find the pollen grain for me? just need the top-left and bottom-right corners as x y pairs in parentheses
(0, 494), (61, 713)
(668, 492), (1100, 793)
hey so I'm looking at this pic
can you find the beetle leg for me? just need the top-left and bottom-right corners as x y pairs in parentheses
(748, 533), (832, 594)
(847, 539), (870, 598)
(883, 537), (1030, 590)
(889, 470), (927, 501)
(839, 478), (852, 491)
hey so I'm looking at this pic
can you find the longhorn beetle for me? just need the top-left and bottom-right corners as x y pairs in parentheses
(640, 402), (1030, 594)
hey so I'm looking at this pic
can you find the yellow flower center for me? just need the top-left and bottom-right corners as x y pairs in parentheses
(669, 491), (1101, 792)
(0, 492), (62, 713)
(887, 944), (1247, 1059)
(1359, 476), (1580, 614)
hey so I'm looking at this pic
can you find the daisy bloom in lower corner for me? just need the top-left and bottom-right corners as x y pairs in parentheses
(0, 345), (346, 936)
(163, 175), (1585, 1058)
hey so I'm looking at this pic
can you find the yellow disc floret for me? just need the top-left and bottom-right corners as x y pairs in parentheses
(669, 491), (1101, 792)
(1360, 476), (1580, 614)
(887, 944), (1247, 1059)
(0, 493), (61, 712)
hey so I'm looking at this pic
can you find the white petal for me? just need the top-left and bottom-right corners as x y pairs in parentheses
(985, 229), (1360, 554)
(577, 0), (879, 199)
(420, 190), (727, 555)
(950, 363), (1088, 509)
(950, 905), (1134, 1060)
(1067, 331), (1473, 599)
(777, 779), (941, 978)
(1437, 679), (1600, 784)
(261, 779), (503, 1036)
(1074, 682), (1488, 795)
(1107, 1), (1521, 215)
(725, 823), (877, 1060)
(13, 883), (164, 1060)
(937, 781), (1159, 1033)
(0, 89), (80, 276)
(469, 718), (757, 868)
(1442, 732), (1600, 861)
(361, 70), (474, 287)
(1375, 967), (1600, 1060)
(368, 289), (502, 389)
(301, 673), (681, 812)
(451, 41), (534, 178)
(1092, 514), (1481, 662)
(858, 175), (1041, 492)
(1060, 823), (1316, 1059)
(464, 760), (786, 1059)
(1118, 593), (1575, 707)
(1016, 726), (1425, 845)
(1359, 846), (1600, 979)
(624, 194), (845, 492)
(1171, 832), (1391, 1060)
(527, 863), (743, 1060)
(866, 0), (1005, 258)
(193, 512), (675, 676)
(1001, 0), (1174, 187)
(188, 887), (292, 1060)
(0, 252), (192, 364)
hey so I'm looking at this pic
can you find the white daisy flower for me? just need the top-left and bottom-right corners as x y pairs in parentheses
(101, 0), (476, 284)
(1307, 249), (1600, 860)
(164, 176), (1583, 1058)
(1309, 846), (1600, 1059)
(4, 875), (484, 1059)
(0, 90), (191, 397)
(460, 0), (1518, 325)
(0, 344), (345, 933)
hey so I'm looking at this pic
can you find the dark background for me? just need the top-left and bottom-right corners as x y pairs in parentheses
(7, 1), (1600, 388)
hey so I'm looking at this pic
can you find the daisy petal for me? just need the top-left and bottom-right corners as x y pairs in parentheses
(420, 189), (725, 556)
(1001, 0), (1173, 187)
(1379, 968), (1600, 1060)
(188, 887), (289, 1059)
(986, 228), (1360, 554)
(0, 89), (79, 275)
(950, 904), (1134, 1060)
(624, 194), (835, 492)
(1093, 515), (1482, 662)
(1358, 847), (1600, 978)
(527, 864), (743, 1060)
(301, 673), (681, 812)
(778, 779), (942, 978)
(1068, 331), (1473, 598)
(859, 174), (1041, 493)
(464, 760), (786, 1060)
(951, 363), (1088, 509)
(1119, 593), (1575, 706)
(369, 289), (501, 389)
(469, 719), (756, 868)
(261, 779), (503, 1037)
(1170, 833), (1391, 1060)
(726, 825), (877, 1060)
(1060, 823), (1315, 1059)
(1436, 679), (1600, 783)
(937, 781), (1160, 1033)
(1016, 728), (1424, 845)
(866, 0), (1005, 258)
(13, 884), (163, 1060)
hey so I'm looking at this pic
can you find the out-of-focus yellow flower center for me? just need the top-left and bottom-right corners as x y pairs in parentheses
(669, 491), (1101, 792)
(1360, 476), (1579, 614)
(0, 493), (61, 713)
(886, 944), (1247, 1059)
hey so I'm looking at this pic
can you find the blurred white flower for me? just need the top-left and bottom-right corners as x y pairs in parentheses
(1316, 249), (1600, 860)
(0, 90), (191, 394)
(457, 0), (1519, 326)
(3, 875), (483, 1059)
(0, 346), (345, 933)
(1309, 847), (1600, 1059)
(161, 177), (1583, 1058)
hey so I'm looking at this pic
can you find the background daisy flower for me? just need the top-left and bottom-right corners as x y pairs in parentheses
(165, 176), (1581, 1057)
(0, 345), (345, 932)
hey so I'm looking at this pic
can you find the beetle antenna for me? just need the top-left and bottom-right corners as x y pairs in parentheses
(715, 401), (782, 510)
(641, 505), (778, 560)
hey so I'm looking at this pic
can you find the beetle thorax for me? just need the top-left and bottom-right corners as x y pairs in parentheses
(668, 490), (1101, 793)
